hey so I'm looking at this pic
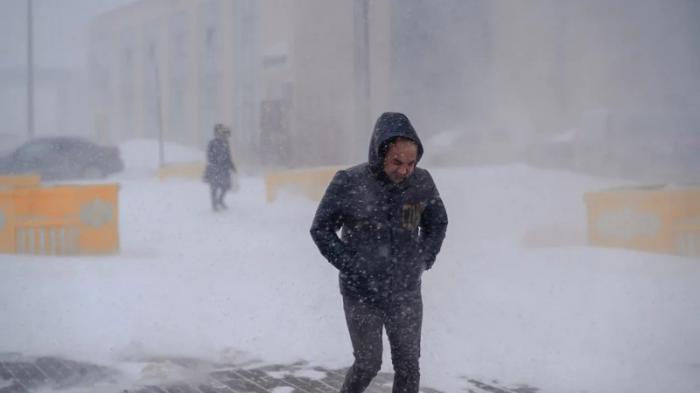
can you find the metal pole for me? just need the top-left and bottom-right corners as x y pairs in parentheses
(27, 0), (34, 140)
(155, 64), (165, 167)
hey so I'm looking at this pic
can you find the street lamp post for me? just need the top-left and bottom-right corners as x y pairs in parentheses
(27, 0), (35, 140)
(155, 64), (165, 167)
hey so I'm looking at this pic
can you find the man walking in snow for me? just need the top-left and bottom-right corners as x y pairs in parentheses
(310, 112), (448, 393)
(204, 123), (237, 211)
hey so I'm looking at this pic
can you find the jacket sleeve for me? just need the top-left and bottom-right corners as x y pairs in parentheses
(419, 173), (448, 270)
(310, 171), (355, 271)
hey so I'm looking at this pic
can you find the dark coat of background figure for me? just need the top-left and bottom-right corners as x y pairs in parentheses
(204, 124), (236, 211)
(310, 112), (448, 393)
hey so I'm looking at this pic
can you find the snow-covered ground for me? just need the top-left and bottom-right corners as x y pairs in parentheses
(1, 140), (698, 393)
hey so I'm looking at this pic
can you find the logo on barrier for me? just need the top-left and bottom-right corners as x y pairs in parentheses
(80, 199), (114, 228)
(596, 207), (661, 240)
(674, 216), (700, 258)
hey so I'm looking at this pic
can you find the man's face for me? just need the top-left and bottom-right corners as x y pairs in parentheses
(383, 139), (418, 183)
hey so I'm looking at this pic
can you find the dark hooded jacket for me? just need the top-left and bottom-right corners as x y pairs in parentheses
(204, 136), (236, 189)
(310, 112), (448, 301)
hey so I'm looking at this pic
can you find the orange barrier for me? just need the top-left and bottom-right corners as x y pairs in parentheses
(0, 174), (41, 190)
(584, 185), (700, 258)
(0, 183), (119, 255)
(264, 166), (344, 203)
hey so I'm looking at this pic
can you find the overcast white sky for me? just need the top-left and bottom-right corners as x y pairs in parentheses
(0, 0), (135, 69)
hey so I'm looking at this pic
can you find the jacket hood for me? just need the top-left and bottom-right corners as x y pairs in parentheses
(368, 112), (424, 174)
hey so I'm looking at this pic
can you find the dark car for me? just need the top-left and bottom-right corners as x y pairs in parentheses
(0, 137), (124, 180)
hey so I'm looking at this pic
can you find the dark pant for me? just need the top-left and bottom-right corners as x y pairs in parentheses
(340, 291), (422, 393)
(210, 185), (227, 210)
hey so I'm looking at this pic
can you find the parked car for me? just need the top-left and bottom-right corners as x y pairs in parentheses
(0, 136), (124, 180)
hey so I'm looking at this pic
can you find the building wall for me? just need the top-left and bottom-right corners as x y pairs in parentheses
(89, 1), (699, 172)
(258, 0), (391, 168)
(289, 0), (356, 166)
(488, 0), (700, 139)
(383, 0), (699, 172)
(258, 0), (293, 167)
(89, 0), (261, 167)
(89, 0), (389, 169)
(390, 0), (491, 138)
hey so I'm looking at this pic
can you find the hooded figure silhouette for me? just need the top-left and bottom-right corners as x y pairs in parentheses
(311, 112), (448, 393)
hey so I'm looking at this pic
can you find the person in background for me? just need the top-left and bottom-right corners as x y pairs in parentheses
(310, 112), (448, 393)
(204, 123), (236, 211)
